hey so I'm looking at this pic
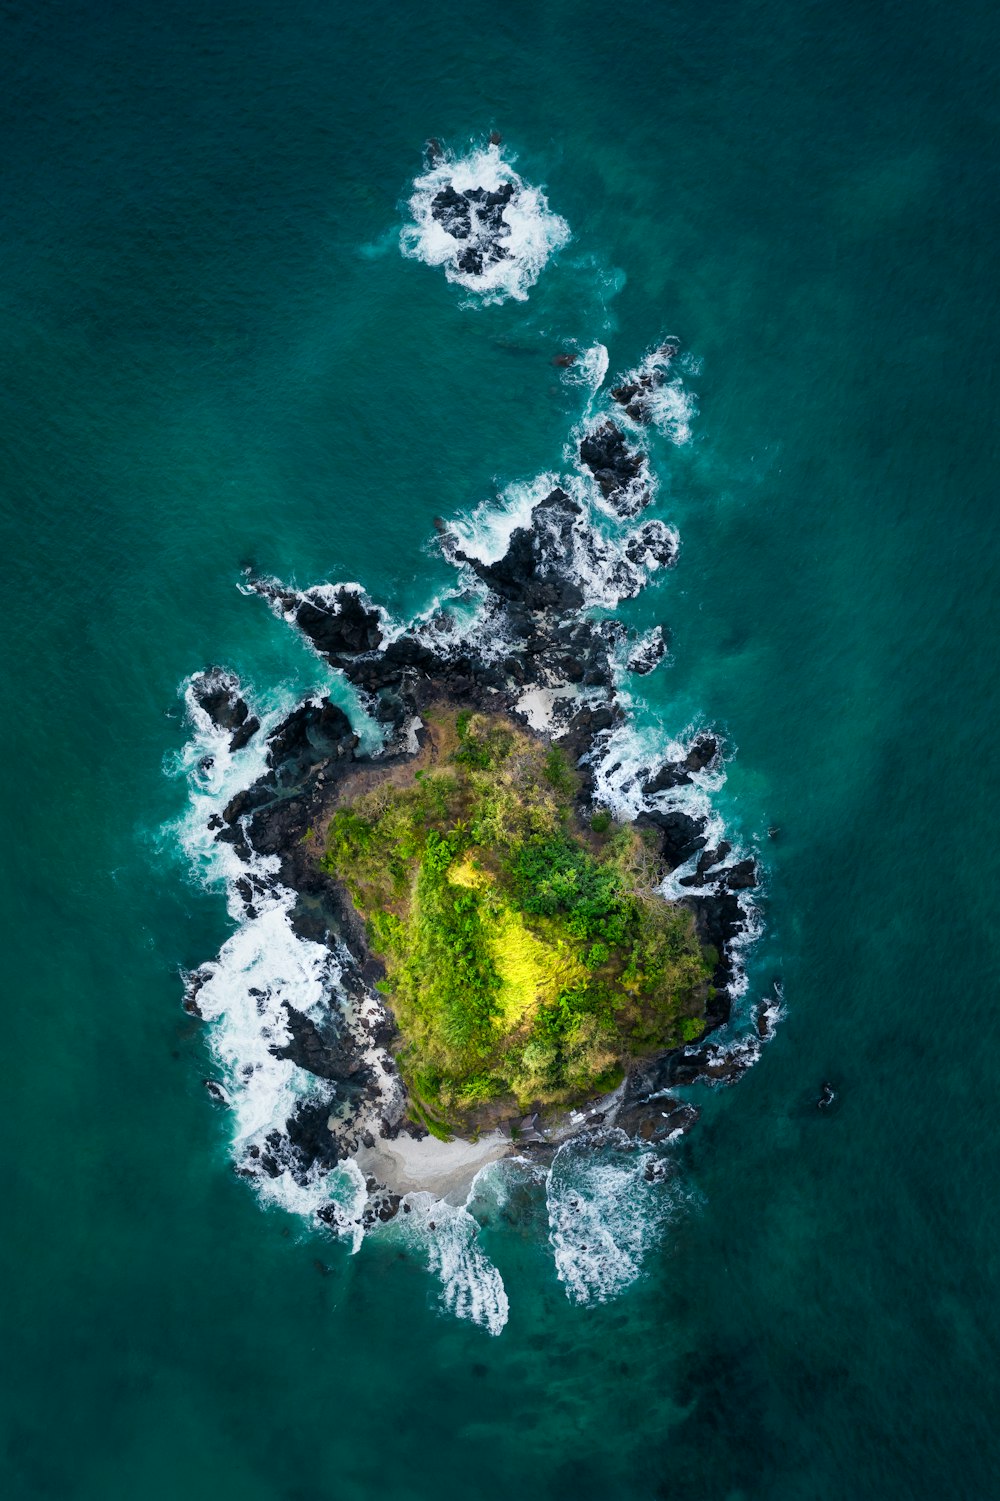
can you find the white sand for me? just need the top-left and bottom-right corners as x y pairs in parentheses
(515, 685), (578, 735)
(355, 1129), (512, 1204)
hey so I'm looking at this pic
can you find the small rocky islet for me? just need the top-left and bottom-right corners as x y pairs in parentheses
(183, 346), (767, 1232)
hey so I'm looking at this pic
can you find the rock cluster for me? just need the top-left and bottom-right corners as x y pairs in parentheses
(430, 179), (515, 277)
(190, 667), (260, 751)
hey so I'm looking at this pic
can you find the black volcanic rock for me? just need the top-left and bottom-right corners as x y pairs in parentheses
(643, 735), (719, 794)
(624, 526), (676, 570)
(624, 521), (677, 568)
(430, 179), (516, 269)
(627, 628), (667, 676)
(635, 809), (707, 870)
(271, 1002), (367, 1083)
(697, 842), (732, 877)
(684, 735), (719, 772)
(191, 668), (251, 734)
(455, 488), (586, 612)
(610, 343), (679, 422)
(266, 699), (357, 778)
(686, 889), (746, 981)
(229, 715), (260, 752)
(610, 376), (661, 423)
(579, 421), (645, 506)
(222, 776), (277, 826)
(431, 184), (472, 239)
(293, 588), (384, 660)
(284, 1099), (344, 1172)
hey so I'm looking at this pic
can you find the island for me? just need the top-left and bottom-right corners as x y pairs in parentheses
(185, 366), (766, 1226)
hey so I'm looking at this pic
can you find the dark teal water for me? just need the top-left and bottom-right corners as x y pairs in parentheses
(4, 1), (1000, 1496)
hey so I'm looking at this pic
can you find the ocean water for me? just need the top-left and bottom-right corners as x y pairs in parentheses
(3, 1), (1000, 1496)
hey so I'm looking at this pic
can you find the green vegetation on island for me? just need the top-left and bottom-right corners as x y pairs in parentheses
(320, 708), (712, 1136)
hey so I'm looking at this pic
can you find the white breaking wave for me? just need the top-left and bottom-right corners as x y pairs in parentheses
(398, 1191), (509, 1336)
(546, 1133), (685, 1305)
(560, 342), (610, 398)
(612, 344), (698, 445)
(449, 472), (560, 566)
(166, 676), (374, 1243)
(400, 142), (570, 305)
(646, 377), (697, 445)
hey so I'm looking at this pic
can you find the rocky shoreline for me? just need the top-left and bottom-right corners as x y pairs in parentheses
(182, 397), (767, 1225)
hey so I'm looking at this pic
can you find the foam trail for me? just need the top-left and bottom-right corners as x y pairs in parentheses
(400, 143), (570, 304)
(561, 342), (610, 397)
(399, 1192), (509, 1336)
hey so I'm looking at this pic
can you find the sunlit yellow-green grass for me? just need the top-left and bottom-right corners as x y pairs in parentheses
(320, 708), (712, 1134)
(449, 856), (588, 1030)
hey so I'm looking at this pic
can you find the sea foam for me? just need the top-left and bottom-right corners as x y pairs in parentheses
(546, 1133), (687, 1305)
(400, 142), (570, 304)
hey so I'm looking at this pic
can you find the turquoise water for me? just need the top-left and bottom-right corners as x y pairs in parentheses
(3, 1), (1000, 1495)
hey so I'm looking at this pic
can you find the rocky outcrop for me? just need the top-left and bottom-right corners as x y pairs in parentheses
(430, 179), (515, 276)
(191, 667), (260, 752)
(643, 734), (719, 794)
(627, 626), (667, 676)
(250, 581), (384, 663)
(453, 487), (586, 611)
(266, 698), (358, 781)
(579, 421), (648, 514)
(610, 342), (679, 422)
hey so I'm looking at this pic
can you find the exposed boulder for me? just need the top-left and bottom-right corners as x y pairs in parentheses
(191, 667), (259, 749)
(579, 421), (646, 510)
(635, 809), (708, 870)
(266, 698), (357, 778)
(293, 588), (384, 661)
